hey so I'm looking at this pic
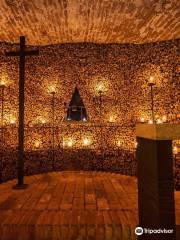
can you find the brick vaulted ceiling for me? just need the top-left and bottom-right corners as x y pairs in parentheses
(0, 0), (179, 45)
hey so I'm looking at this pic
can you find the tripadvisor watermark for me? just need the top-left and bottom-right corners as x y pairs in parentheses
(135, 227), (174, 236)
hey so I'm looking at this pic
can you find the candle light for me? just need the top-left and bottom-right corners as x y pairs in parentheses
(67, 140), (73, 147)
(83, 138), (90, 146)
(0, 80), (6, 86)
(97, 82), (105, 94)
(98, 85), (102, 91)
(49, 86), (56, 94)
(97, 83), (104, 93)
(140, 117), (145, 123)
(109, 116), (114, 123)
(34, 140), (40, 148)
(41, 119), (46, 124)
(162, 115), (167, 122)
(148, 119), (153, 124)
(149, 76), (154, 84)
(157, 119), (162, 124)
(173, 146), (178, 155)
(10, 119), (16, 125)
(117, 140), (122, 147)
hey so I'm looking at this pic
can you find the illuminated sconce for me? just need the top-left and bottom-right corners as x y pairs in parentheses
(157, 119), (162, 124)
(117, 140), (122, 147)
(149, 76), (155, 84)
(34, 140), (41, 149)
(10, 118), (16, 125)
(173, 146), (178, 155)
(0, 80), (6, 87)
(83, 138), (90, 146)
(97, 84), (103, 93)
(62, 139), (65, 147)
(148, 119), (153, 124)
(48, 86), (56, 94)
(140, 117), (145, 123)
(62, 138), (73, 147)
(0, 72), (9, 87)
(96, 82), (107, 95)
(109, 116), (113, 122)
(41, 119), (46, 124)
(135, 141), (138, 148)
(67, 140), (73, 147)
(109, 116), (116, 123)
(162, 115), (167, 123)
(37, 117), (47, 125)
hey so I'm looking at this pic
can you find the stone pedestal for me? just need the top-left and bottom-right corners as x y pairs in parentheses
(136, 123), (180, 240)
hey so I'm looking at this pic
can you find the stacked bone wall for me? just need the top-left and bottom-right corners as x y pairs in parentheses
(0, 39), (179, 181)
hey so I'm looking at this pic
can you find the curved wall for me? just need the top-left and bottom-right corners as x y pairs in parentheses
(0, 40), (179, 181)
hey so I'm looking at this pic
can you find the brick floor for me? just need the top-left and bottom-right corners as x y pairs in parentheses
(0, 171), (179, 240)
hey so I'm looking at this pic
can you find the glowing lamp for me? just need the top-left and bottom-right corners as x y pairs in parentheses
(34, 141), (40, 148)
(10, 119), (16, 125)
(97, 82), (106, 94)
(109, 116), (113, 122)
(98, 85), (103, 92)
(140, 117), (145, 123)
(0, 80), (6, 86)
(83, 138), (90, 146)
(135, 142), (138, 148)
(162, 116), (167, 122)
(49, 86), (56, 94)
(67, 140), (73, 147)
(41, 119), (46, 124)
(109, 115), (116, 123)
(157, 119), (162, 124)
(173, 146), (178, 155)
(148, 119), (153, 124)
(117, 140), (122, 147)
(149, 76), (154, 84)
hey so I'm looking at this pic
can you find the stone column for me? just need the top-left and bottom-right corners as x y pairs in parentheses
(136, 123), (180, 240)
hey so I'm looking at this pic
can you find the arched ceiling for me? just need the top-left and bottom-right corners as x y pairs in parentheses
(0, 0), (179, 45)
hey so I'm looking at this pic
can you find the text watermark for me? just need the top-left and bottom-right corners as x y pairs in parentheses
(135, 227), (174, 236)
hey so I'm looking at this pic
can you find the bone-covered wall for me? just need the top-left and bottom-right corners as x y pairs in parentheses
(0, 39), (179, 180)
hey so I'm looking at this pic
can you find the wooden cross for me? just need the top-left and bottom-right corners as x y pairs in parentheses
(5, 36), (39, 188)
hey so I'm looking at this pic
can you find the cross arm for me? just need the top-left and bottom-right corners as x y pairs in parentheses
(5, 50), (39, 57)
(5, 51), (20, 57)
(25, 50), (39, 56)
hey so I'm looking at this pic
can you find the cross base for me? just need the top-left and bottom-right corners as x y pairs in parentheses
(12, 184), (28, 190)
